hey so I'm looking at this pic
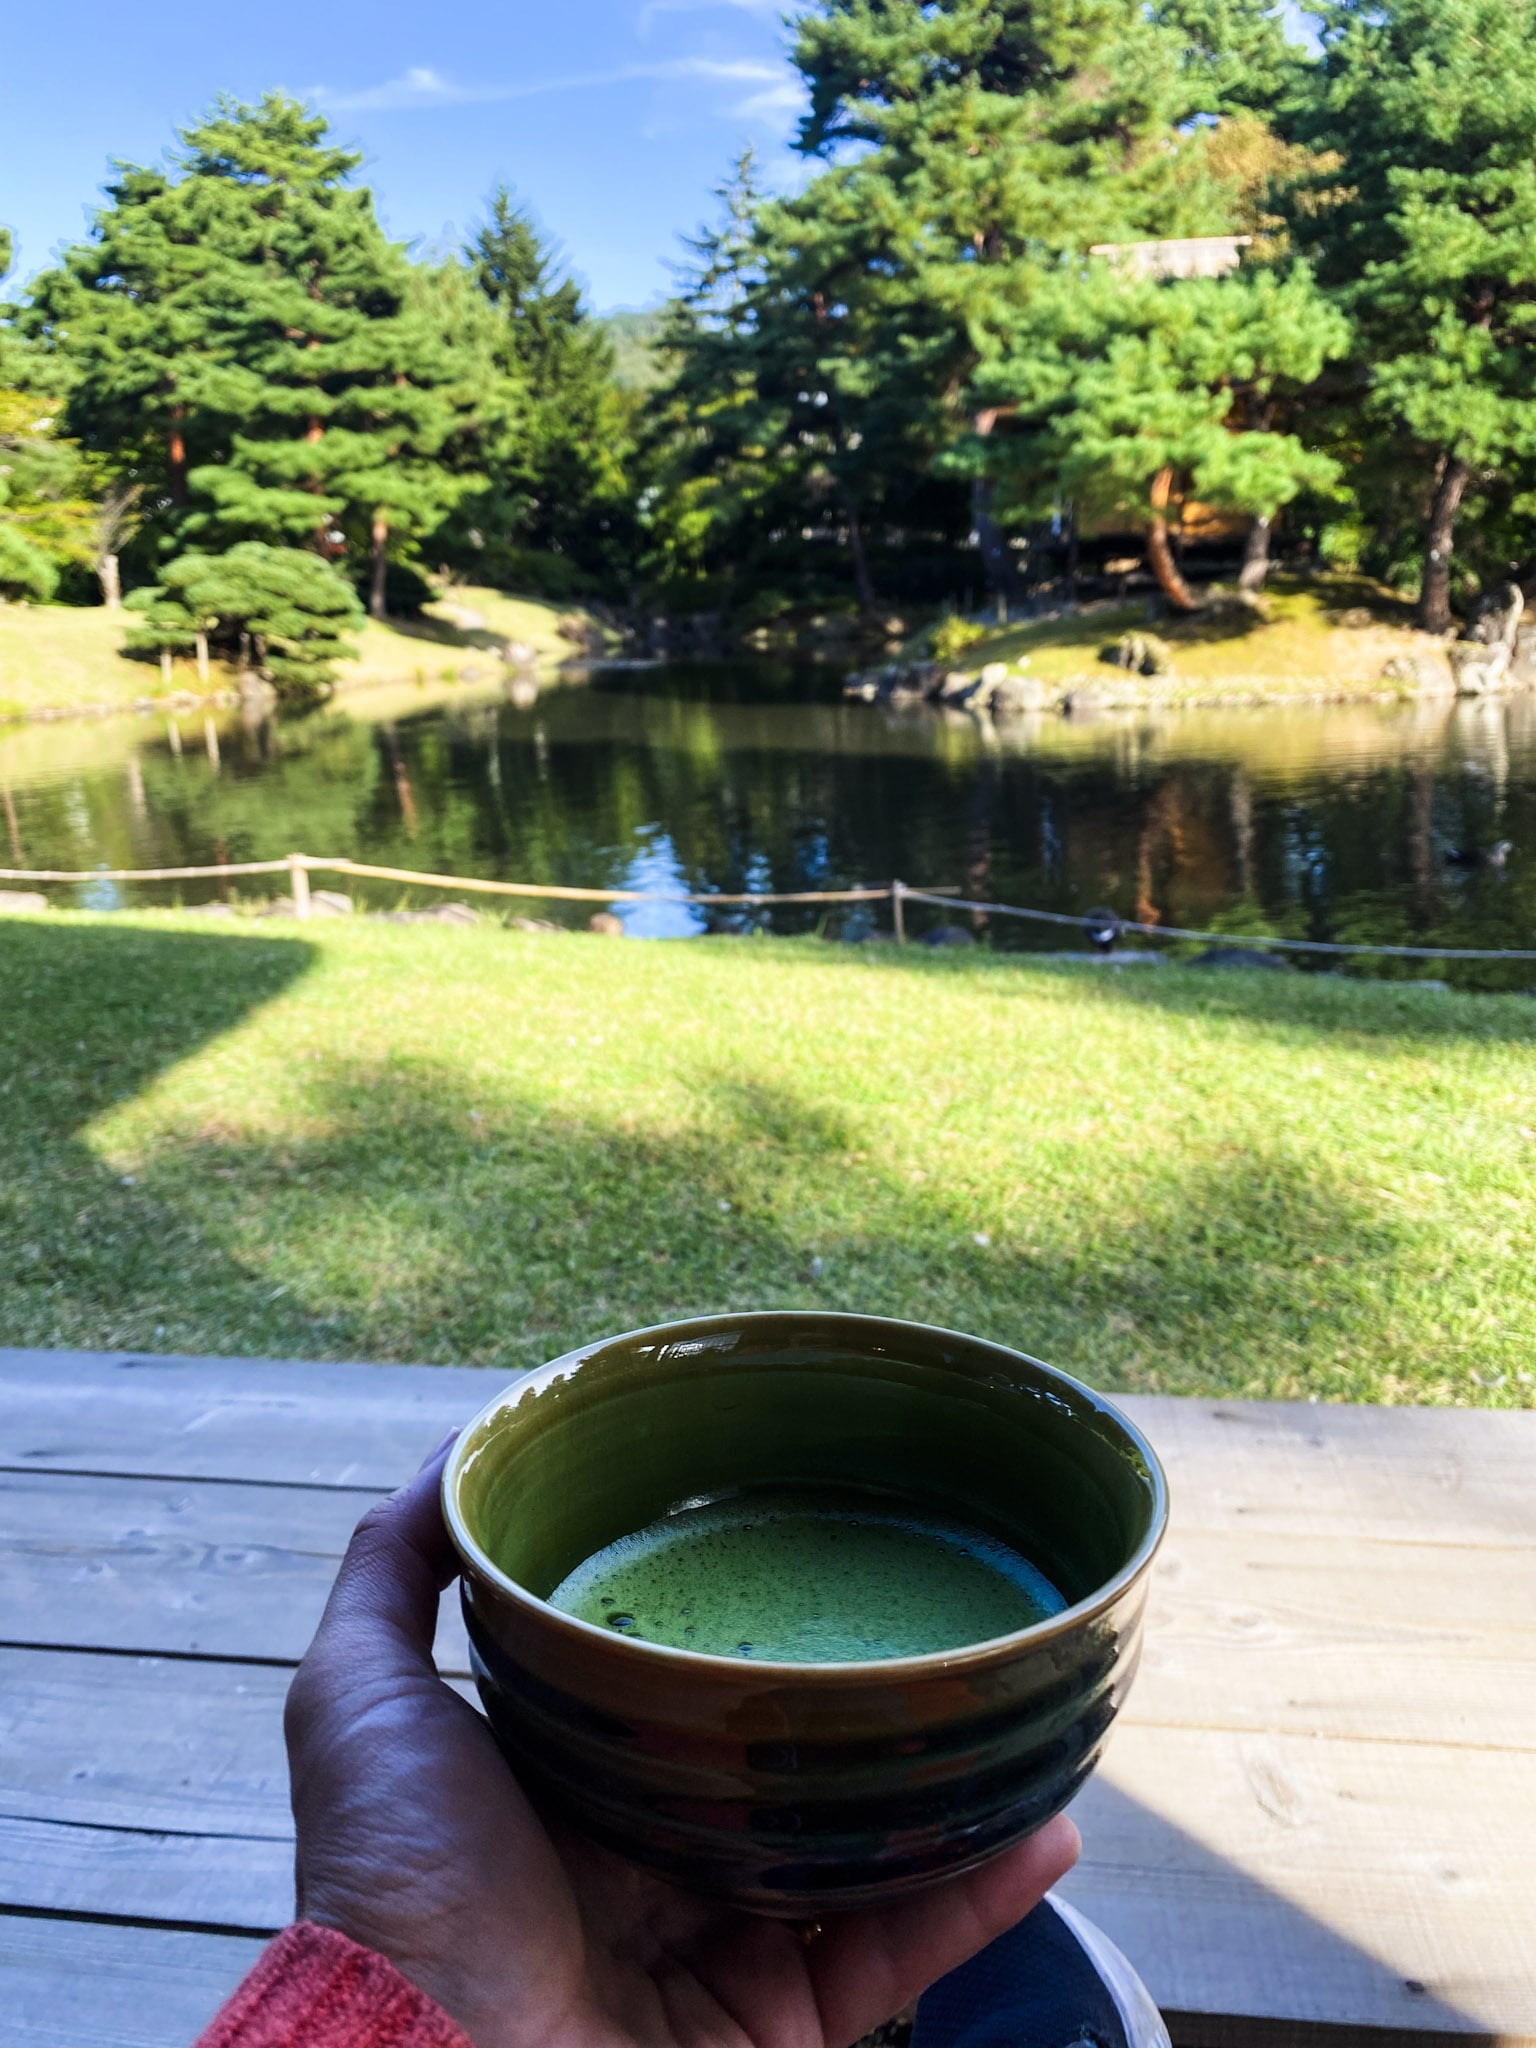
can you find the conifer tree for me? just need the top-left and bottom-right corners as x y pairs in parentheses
(134, 543), (363, 699)
(465, 188), (627, 573)
(1290, 0), (1536, 629)
(968, 260), (1346, 605)
(26, 98), (479, 612)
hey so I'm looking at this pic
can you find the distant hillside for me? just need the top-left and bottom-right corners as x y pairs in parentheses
(599, 306), (671, 393)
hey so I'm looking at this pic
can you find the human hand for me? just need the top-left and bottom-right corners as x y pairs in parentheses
(285, 1441), (1079, 2048)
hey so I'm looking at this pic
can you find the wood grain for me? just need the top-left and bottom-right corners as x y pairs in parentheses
(0, 1469), (472, 1673)
(4, 1646), (1533, 2039)
(4, 1349), (1535, 2045)
(0, 1915), (264, 2048)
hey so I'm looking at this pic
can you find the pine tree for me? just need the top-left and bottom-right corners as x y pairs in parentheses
(464, 188), (628, 575)
(25, 97), (480, 613)
(135, 543), (363, 699)
(1290, 0), (1536, 629)
(969, 259), (1347, 605)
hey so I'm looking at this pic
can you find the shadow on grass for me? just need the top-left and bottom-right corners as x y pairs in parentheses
(0, 951), (1449, 1397)
(844, 942), (1536, 1046)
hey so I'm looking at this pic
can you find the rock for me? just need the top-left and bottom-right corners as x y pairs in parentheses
(1189, 945), (1290, 972)
(1336, 606), (1375, 628)
(310, 890), (354, 917)
(0, 889), (47, 914)
(1466, 581), (1524, 648)
(979, 662), (1011, 688)
(1062, 688), (1110, 718)
(507, 916), (561, 933)
(381, 901), (479, 927)
(1102, 631), (1172, 676)
(918, 924), (977, 949)
(988, 672), (1047, 716)
(180, 901), (237, 918)
(1449, 641), (1512, 695)
(587, 911), (626, 936)
(1512, 624), (1536, 684)
(1382, 652), (1454, 693)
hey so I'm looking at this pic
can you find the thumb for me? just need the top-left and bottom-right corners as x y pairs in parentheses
(296, 1433), (460, 1699)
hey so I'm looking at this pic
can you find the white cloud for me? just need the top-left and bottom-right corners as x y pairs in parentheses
(732, 78), (805, 118)
(316, 55), (787, 115)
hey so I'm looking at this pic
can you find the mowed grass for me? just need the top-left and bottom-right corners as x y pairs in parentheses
(956, 575), (1453, 701)
(0, 584), (589, 721)
(2, 911), (1533, 1405)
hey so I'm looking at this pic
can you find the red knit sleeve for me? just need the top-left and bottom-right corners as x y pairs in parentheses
(194, 1922), (474, 2048)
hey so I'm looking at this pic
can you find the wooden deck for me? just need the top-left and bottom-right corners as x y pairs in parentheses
(1, 1347), (1532, 2048)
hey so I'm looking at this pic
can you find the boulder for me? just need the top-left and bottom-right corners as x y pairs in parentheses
(988, 672), (1047, 716)
(1466, 581), (1524, 648)
(381, 901), (479, 927)
(587, 911), (626, 936)
(1448, 641), (1512, 695)
(1102, 631), (1172, 677)
(1382, 652), (1455, 693)
(507, 916), (561, 934)
(1189, 945), (1290, 972)
(0, 889), (47, 914)
(310, 889), (354, 917)
(918, 924), (977, 949)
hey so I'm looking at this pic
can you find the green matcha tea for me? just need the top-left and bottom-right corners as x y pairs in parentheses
(547, 1485), (1068, 1662)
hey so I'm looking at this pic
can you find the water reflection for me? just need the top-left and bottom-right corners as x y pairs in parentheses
(2, 663), (1534, 987)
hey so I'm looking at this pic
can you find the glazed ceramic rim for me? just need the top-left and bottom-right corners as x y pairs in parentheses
(442, 1311), (1169, 1678)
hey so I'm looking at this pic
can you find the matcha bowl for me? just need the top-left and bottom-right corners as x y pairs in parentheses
(442, 1312), (1166, 1914)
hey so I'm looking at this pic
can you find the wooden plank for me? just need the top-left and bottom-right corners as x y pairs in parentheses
(4, 1470), (1533, 1749)
(0, 1916), (264, 2048)
(1131, 1527), (1535, 1750)
(1129, 1396), (1536, 1550)
(0, 1815), (290, 1933)
(1064, 1724), (1536, 2043)
(0, 1470), (472, 1674)
(0, 1347), (499, 1488)
(4, 1353), (1533, 1548)
(4, 1648), (1533, 2041)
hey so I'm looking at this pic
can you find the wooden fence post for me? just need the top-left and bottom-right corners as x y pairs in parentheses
(892, 879), (906, 945)
(288, 854), (311, 923)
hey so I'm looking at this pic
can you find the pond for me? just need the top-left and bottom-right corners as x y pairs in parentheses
(4, 660), (1535, 987)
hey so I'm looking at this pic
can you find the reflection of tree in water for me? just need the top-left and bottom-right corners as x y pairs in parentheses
(5, 676), (1536, 983)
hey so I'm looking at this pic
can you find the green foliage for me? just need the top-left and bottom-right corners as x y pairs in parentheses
(971, 260), (1349, 537)
(929, 615), (990, 662)
(450, 187), (631, 580)
(0, 521), (58, 601)
(0, 389), (106, 598)
(136, 543), (363, 699)
(1290, 0), (1536, 619)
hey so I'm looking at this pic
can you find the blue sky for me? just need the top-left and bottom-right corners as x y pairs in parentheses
(0, 0), (804, 310)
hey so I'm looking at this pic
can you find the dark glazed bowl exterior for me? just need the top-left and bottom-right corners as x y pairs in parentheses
(443, 1312), (1166, 1914)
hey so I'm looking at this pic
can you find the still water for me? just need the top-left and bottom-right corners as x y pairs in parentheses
(4, 661), (1535, 985)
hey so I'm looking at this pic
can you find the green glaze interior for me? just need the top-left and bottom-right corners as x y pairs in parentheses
(454, 1315), (1159, 1647)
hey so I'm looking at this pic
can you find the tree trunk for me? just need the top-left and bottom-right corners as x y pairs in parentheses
(169, 408), (187, 506)
(1064, 503), (1079, 605)
(370, 514), (389, 620)
(972, 478), (1018, 609)
(195, 631), (209, 685)
(1419, 454), (1471, 633)
(97, 552), (121, 609)
(840, 490), (877, 617)
(1147, 468), (1199, 611)
(160, 646), (172, 688)
(1239, 513), (1272, 591)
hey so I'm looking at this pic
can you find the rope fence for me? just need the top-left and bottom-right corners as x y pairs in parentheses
(2, 856), (1534, 963)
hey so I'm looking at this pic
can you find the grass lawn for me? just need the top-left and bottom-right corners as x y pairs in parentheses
(2, 911), (1532, 1406)
(0, 583), (595, 722)
(949, 575), (1456, 703)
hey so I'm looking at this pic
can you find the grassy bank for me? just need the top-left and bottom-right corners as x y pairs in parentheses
(0, 584), (601, 723)
(1, 910), (1531, 1405)
(941, 575), (1464, 705)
